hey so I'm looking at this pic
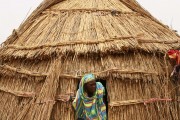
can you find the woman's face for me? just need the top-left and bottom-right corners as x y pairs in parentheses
(84, 80), (96, 94)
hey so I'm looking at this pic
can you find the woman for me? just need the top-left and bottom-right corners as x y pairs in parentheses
(168, 49), (180, 64)
(73, 74), (106, 120)
(168, 49), (180, 81)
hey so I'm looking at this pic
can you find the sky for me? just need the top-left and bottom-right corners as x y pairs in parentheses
(0, 0), (179, 44)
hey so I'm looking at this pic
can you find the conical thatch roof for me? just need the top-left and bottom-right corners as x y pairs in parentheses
(1, 0), (179, 59)
(0, 0), (180, 120)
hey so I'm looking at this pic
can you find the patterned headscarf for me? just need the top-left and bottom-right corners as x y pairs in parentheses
(81, 73), (96, 84)
(168, 50), (180, 64)
(73, 74), (106, 120)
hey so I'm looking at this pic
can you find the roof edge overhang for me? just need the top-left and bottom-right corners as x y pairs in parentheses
(0, 48), (172, 61)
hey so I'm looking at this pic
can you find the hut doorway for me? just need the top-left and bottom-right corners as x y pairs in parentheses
(76, 78), (108, 117)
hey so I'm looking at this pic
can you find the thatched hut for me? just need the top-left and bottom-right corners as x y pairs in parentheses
(0, 0), (180, 119)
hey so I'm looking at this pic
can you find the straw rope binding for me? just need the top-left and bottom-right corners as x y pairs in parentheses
(0, 64), (48, 77)
(3, 37), (179, 51)
(0, 87), (35, 98)
(109, 98), (173, 107)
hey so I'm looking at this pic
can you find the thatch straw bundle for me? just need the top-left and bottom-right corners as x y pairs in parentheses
(0, 0), (180, 119)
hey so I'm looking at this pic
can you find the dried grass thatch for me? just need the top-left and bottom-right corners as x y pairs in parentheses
(0, 0), (180, 120)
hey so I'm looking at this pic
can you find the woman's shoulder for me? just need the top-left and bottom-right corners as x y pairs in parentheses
(96, 82), (105, 96)
(96, 82), (104, 89)
(96, 82), (103, 86)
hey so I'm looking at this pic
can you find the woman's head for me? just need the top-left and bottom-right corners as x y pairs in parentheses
(84, 80), (96, 94)
(168, 50), (179, 59)
(81, 74), (96, 95)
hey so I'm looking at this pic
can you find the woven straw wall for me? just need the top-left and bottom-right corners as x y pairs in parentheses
(0, 52), (179, 119)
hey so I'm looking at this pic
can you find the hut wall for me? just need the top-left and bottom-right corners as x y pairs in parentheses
(56, 53), (178, 120)
(51, 78), (78, 120)
(0, 59), (50, 119)
(107, 78), (178, 120)
(0, 52), (178, 120)
(0, 92), (32, 120)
